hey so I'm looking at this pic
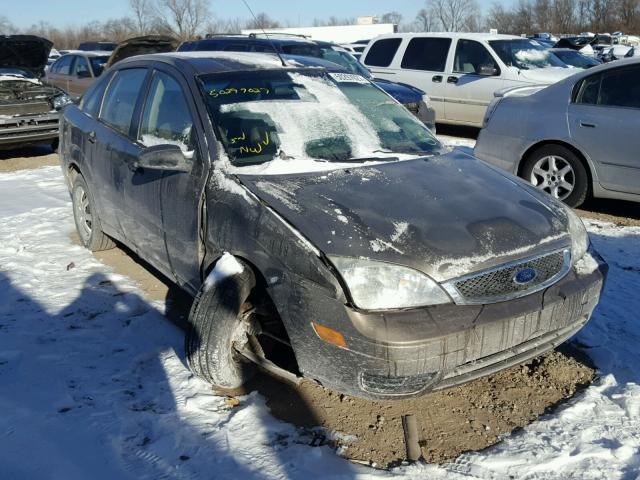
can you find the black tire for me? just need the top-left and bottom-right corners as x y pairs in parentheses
(185, 263), (257, 390)
(522, 145), (589, 208)
(71, 175), (115, 251)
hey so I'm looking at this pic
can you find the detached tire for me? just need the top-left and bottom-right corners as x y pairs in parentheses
(186, 264), (257, 389)
(521, 145), (589, 208)
(71, 175), (115, 251)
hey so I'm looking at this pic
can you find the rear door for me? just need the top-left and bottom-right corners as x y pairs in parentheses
(445, 39), (504, 126)
(568, 64), (640, 194)
(365, 37), (452, 122)
(135, 68), (208, 290)
(47, 55), (74, 92)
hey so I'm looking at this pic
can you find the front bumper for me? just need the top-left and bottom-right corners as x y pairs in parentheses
(0, 112), (59, 147)
(286, 253), (607, 400)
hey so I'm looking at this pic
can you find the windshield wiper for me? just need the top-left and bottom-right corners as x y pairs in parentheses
(342, 156), (400, 163)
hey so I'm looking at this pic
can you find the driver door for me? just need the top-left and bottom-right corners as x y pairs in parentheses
(445, 39), (504, 126)
(135, 68), (209, 291)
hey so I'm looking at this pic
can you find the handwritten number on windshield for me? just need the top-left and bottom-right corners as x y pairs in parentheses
(233, 131), (270, 155)
(209, 87), (270, 98)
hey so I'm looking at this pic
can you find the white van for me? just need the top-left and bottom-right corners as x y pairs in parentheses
(361, 33), (577, 126)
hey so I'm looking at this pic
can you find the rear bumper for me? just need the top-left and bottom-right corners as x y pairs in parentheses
(290, 253), (607, 400)
(0, 112), (59, 147)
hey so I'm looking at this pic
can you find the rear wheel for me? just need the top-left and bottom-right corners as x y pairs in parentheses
(522, 145), (589, 208)
(72, 175), (115, 251)
(185, 264), (257, 389)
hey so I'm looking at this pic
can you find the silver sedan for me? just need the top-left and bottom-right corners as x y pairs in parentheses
(474, 58), (640, 207)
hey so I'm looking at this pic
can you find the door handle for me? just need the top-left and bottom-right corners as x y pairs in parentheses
(88, 131), (96, 143)
(447, 76), (459, 84)
(432, 75), (443, 83)
(579, 121), (597, 128)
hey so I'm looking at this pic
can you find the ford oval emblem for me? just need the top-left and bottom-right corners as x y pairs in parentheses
(513, 267), (537, 285)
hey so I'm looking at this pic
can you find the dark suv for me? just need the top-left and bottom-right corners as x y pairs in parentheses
(59, 52), (606, 400)
(178, 34), (436, 131)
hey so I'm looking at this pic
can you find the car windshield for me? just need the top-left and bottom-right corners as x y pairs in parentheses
(552, 50), (600, 68)
(90, 56), (110, 76)
(489, 39), (568, 70)
(0, 67), (36, 79)
(317, 46), (372, 78)
(198, 69), (439, 168)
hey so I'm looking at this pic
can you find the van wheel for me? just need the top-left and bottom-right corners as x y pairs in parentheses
(72, 175), (115, 251)
(185, 263), (257, 390)
(522, 145), (589, 208)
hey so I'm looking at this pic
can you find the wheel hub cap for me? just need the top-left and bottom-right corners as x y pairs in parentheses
(530, 155), (575, 201)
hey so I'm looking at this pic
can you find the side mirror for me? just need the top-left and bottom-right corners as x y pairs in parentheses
(136, 144), (192, 172)
(479, 65), (499, 76)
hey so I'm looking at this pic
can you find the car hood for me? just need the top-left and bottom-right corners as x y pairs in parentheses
(372, 77), (424, 104)
(106, 35), (179, 68)
(0, 35), (53, 78)
(238, 150), (571, 282)
(517, 67), (576, 84)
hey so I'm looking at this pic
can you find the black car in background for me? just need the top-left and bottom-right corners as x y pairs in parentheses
(178, 34), (437, 131)
(59, 51), (606, 400)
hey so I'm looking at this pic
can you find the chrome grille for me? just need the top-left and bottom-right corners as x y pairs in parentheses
(443, 249), (571, 305)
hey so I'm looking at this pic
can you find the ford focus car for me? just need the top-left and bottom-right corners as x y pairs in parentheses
(59, 52), (607, 399)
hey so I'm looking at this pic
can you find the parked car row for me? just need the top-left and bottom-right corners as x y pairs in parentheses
(59, 50), (608, 400)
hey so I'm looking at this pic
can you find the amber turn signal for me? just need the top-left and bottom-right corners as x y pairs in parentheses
(311, 322), (347, 349)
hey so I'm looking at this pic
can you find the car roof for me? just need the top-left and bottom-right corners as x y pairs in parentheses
(189, 35), (317, 46)
(115, 51), (347, 75)
(370, 32), (523, 42)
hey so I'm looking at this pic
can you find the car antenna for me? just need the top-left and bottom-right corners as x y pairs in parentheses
(241, 0), (287, 67)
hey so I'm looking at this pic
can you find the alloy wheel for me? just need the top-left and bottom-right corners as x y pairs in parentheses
(530, 155), (575, 201)
(73, 185), (93, 243)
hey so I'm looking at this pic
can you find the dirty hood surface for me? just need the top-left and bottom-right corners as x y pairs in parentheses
(106, 35), (179, 68)
(238, 150), (571, 282)
(0, 35), (52, 78)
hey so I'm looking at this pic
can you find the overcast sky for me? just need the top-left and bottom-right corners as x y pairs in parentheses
(9, 0), (481, 29)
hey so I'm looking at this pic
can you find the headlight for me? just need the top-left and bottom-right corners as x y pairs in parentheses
(564, 205), (589, 265)
(51, 93), (72, 110)
(330, 256), (451, 310)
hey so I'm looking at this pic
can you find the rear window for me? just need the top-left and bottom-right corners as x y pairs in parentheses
(573, 65), (640, 109)
(364, 38), (402, 67)
(401, 38), (452, 72)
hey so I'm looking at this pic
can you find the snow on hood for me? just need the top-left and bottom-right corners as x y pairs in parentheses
(239, 149), (571, 282)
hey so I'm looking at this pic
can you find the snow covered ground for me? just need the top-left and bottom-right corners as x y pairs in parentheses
(0, 165), (639, 479)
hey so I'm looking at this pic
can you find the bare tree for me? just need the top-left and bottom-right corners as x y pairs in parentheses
(414, 8), (438, 31)
(130, 0), (155, 35)
(428, 0), (481, 31)
(244, 12), (281, 29)
(154, 0), (211, 40)
(0, 15), (16, 35)
(381, 11), (403, 25)
(103, 17), (137, 42)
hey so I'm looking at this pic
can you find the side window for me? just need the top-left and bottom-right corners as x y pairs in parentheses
(251, 44), (276, 53)
(223, 44), (249, 52)
(55, 55), (73, 75)
(99, 68), (147, 136)
(138, 71), (196, 155)
(573, 74), (601, 105)
(73, 56), (90, 77)
(453, 40), (500, 75)
(81, 71), (114, 116)
(401, 38), (452, 72)
(364, 38), (402, 67)
(599, 66), (640, 109)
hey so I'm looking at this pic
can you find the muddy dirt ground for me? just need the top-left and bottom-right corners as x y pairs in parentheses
(1, 141), (633, 468)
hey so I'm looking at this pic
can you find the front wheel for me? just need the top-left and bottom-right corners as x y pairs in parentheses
(521, 145), (589, 208)
(185, 263), (257, 390)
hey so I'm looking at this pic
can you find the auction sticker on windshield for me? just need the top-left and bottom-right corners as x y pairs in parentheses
(328, 72), (369, 84)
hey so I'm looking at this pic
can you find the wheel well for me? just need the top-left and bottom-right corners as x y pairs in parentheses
(67, 163), (81, 187)
(518, 140), (593, 188)
(204, 254), (300, 375)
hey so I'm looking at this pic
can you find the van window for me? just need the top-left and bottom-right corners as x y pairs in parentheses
(99, 68), (147, 136)
(453, 40), (500, 75)
(223, 44), (249, 52)
(364, 38), (402, 67)
(401, 38), (451, 72)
